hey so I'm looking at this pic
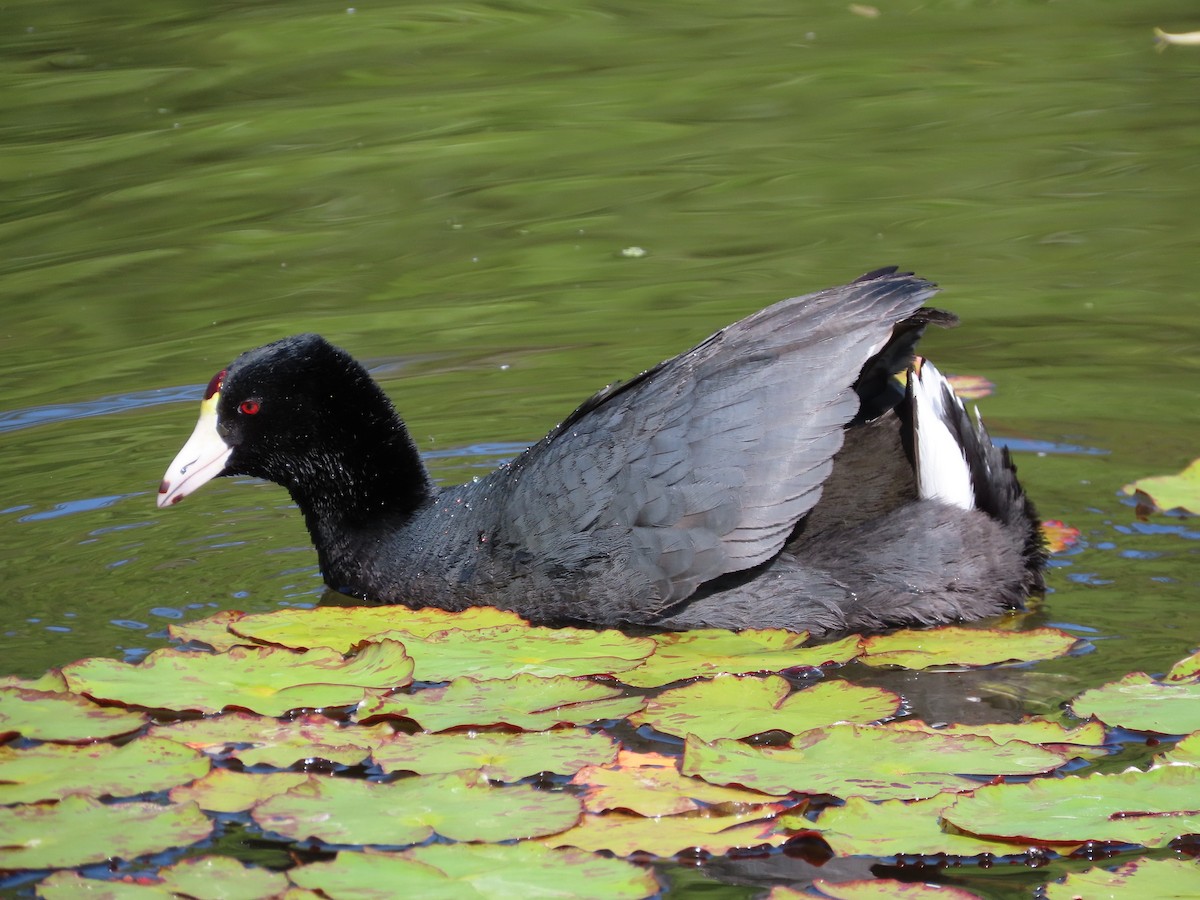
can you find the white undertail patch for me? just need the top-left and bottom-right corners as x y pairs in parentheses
(911, 360), (975, 510)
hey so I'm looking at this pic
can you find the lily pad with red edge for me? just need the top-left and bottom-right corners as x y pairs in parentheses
(160, 855), (291, 899)
(168, 609), (253, 652)
(1157, 731), (1200, 765)
(682, 725), (1069, 801)
(887, 716), (1107, 748)
(389, 625), (654, 682)
(150, 711), (392, 767)
(541, 805), (787, 856)
(0, 795), (213, 870)
(289, 842), (658, 900)
(572, 750), (789, 816)
(229, 604), (528, 652)
(858, 626), (1080, 669)
(357, 673), (644, 731)
(62, 640), (414, 716)
(943, 765), (1200, 847)
(630, 674), (901, 742)
(618, 629), (860, 688)
(0, 670), (68, 691)
(373, 728), (616, 780)
(252, 770), (581, 845)
(0, 737), (209, 804)
(1168, 650), (1200, 681)
(784, 795), (1021, 858)
(169, 768), (309, 813)
(1122, 457), (1200, 516)
(0, 686), (147, 742)
(1043, 857), (1200, 900)
(36, 872), (175, 898)
(1069, 671), (1200, 734)
(812, 879), (985, 899)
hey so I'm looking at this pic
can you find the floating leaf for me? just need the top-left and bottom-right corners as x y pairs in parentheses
(1158, 731), (1200, 765)
(619, 630), (860, 688)
(788, 795), (1020, 857)
(252, 771), (581, 845)
(392, 625), (654, 682)
(358, 674), (644, 731)
(0, 671), (68, 691)
(169, 768), (308, 813)
(373, 728), (616, 780)
(63, 640), (414, 716)
(858, 626), (1079, 669)
(0, 737), (208, 804)
(683, 725), (1068, 801)
(1168, 651), (1200, 681)
(151, 711), (391, 767)
(944, 765), (1200, 847)
(630, 675), (900, 741)
(944, 373), (994, 400)
(168, 610), (254, 652)
(230, 605), (528, 652)
(0, 686), (147, 742)
(1041, 520), (1081, 554)
(1043, 857), (1200, 900)
(1069, 672), (1200, 734)
(36, 871), (174, 898)
(0, 796), (212, 870)
(290, 842), (658, 900)
(541, 806), (787, 856)
(1122, 458), (1200, 515)
(158, 855), (292, 900)
(887, 717), (1106, 748)
(812, 878), (986, 899)
(572, 751), (787, 816)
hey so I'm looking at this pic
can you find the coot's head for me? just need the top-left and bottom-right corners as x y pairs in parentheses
(157, 334), (392, 508)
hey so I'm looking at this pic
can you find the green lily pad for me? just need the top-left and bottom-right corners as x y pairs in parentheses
(36, 871), (174, 898)
(787, 795), (1021, 857)
(373, 728), (616, 780)
(1122, 457), (1200, 515)
(859, 626), (1079, 669)
(944, 765), (1200, 847)
(0, 670), (68, 691)
(289, 842), (658, 900)
(619, 630), (861, 688)
(1044, 857), (1200, 900)
(0, 795), (213, 870)
(252, 771), (581, 845)
(541, 806), (788, 856)
(158, 855), (292, 900)
(63, 640), (414, 716)
(811, 877), (986, 899)
(630, 675), (900, 741)
(230, 604), (528, 652)
(888, 717), (1107, 748)
(168, 610), (254, 652)
(1168, 651), (1200, 681)
(1069, 672), (1200, 734)
(358, 674), (644, 731)
(150, 711), (392, 767)
(1157, 731), (1200, 765)
(571, 751), (788, 816)
(0, 737), (208, 804)
(391, 625), (654, 682)
(169, 768), (309, 812)
(683, 725), (1068, 801)
(0, 686), (147, 742)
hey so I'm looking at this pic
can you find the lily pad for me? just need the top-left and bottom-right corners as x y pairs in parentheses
(572, 750), (788, 816)
(1157, 731), (1200, 765)
(944, 764), (1200, 847)
(373, 728), (616, 780)
(0, 737), (208, 804)
(160, 855), (292, 900)
(289, 842), (658, 900)
(169, 768), (309, 812)
(150, 711), (391, 767)
(252, 770), (581, 845)
(812, 879), (985, 899)
(1069, 671), (1200, 734)
(683, 725), (1068, 801)
(0, 670), (68, 691)
(541, 806), (788, 856)
(1168, 651), (1200, 681)
(0, 686), (147, 742)
(0, 795), (213, 870)
(788, 795), (1021, 857)
(63, 640), (414, 716)
(358, 674), (644, 731)
(1043, 857), (1200, 900)
(1122, 457), (1200, 515)
(858, 626), (1080, 669)
(887, 717), (1107, 748)
(630, 675), (900, 741)
(619, 630), (861, 688)
(229, 604), (528, 652)
(168, 609), (254, 652)
(36, 872), (175, 898)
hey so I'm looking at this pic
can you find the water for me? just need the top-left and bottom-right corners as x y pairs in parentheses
(1, 0), (1199, 893)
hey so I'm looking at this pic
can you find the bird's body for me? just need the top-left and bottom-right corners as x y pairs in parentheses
(159, 268), (1045, 636)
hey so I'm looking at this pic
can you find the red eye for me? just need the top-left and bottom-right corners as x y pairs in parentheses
(239, 400), (261, 415)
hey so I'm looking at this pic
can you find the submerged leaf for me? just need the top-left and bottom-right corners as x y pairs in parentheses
(1069, 671), (1200, 734)
(859, 626), (1079, 669)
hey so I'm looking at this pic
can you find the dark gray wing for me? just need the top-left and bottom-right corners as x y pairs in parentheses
(492, 270), (939, 617)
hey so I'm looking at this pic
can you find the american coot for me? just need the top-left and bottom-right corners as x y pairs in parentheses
(158, 268), (1045, 635)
